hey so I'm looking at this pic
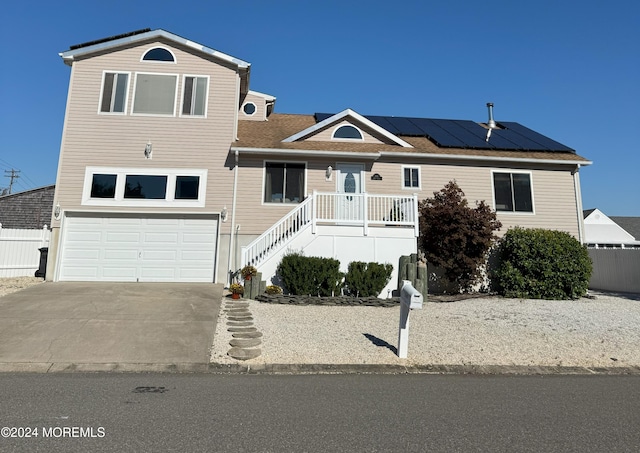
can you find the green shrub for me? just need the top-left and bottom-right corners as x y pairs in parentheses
(344, 261), (393, 297)
(492, 227), (592, 299)
(277, 252), (343, 296)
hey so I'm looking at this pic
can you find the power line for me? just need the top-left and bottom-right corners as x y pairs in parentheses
(3, 169), (20, 194)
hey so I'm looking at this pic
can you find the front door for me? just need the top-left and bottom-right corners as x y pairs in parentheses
(336, 164), (364, 222)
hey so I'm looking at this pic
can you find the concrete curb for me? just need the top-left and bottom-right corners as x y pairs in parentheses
(1, 362), (639, 375)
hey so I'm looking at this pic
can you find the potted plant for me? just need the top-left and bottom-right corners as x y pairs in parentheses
(229, 283), (244, 299)
(240, 265), (258, 281)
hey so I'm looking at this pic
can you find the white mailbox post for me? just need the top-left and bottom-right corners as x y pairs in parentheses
(398, 280), (423, 358)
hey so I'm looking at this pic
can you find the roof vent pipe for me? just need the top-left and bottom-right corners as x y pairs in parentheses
(486, 102), (497, 129)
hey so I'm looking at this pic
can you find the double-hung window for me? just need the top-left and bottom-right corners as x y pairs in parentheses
(132, 73), (178, 115)
(181, 76), (208, 116)
(403, 166), (420, 189)
(100, 72), (129, 113)
(493, 172), (533, 213)
(264, 162), (305, 203)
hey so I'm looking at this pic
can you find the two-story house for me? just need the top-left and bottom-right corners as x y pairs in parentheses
(48, 29), (591, 295)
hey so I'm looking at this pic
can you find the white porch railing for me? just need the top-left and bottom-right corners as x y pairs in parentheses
(241, 192), (419, 269)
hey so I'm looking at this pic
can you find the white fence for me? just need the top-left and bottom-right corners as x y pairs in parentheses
(588, 248), (640, 294)
(0, 224), (51, 278)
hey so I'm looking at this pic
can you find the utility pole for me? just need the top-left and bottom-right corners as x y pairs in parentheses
(4, 169), (20, 194)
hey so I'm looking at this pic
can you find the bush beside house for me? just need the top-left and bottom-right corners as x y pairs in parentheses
(492, 227), (592, 300)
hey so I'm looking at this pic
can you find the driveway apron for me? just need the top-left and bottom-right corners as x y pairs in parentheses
(0, 282), (222, 369)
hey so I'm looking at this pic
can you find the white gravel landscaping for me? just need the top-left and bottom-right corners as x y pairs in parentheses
(0, 277), (44, 298)
(210, 291), (640, 369)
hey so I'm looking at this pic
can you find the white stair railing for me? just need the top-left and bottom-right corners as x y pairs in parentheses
(241, 196), (314, 268)
(240, 192), (419, 269)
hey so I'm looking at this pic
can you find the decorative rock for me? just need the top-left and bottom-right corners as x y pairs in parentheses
(229, 338), (262, 348)
(227, 327), (258, 332)
(227, 321), (254, 327)
(232, 331), (263, 339)
(228, 347), (262, 361)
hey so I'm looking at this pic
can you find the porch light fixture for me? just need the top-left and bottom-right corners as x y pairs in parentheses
(221, 206), (228, 222)
(326, 166), (333, 181)
(144, 141), (153, 159)
(54, 203), (61, 220)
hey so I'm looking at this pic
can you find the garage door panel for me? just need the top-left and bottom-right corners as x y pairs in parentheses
(106, 232), (140, 244)
(104, 249), (139, 260)
(144, 232), (179, 244)
(66, 231), (103, 243)
(183, 233), (216, 243)
(60, 215), (217, 282)
(143, 250), (178, 261)
(102, 266), (138, 279)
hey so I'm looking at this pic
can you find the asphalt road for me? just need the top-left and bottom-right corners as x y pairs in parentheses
(0, 373), (638, 452)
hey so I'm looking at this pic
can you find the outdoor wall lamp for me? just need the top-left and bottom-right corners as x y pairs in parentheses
(54, 203), (61, 220)
(144, 141), (153, 159)
(326, 166), (333, 181)
(221, 206), (228, 222)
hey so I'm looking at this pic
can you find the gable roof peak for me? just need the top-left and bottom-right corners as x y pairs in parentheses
(282, 108), (413, 148)
(59, 29), (251, 70)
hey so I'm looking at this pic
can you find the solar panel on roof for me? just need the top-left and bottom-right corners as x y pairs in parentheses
(408, 118), (468, 148)
(385, 117), (425, 136)
(366, 115), (402, 134)
(312, 112), (574, 152)
(498, 122), (574, 152)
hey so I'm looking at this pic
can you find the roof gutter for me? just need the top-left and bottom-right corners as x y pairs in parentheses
(378, 151), (593, 167)
(231, 147), (592, 166)
(230, 147), (381, 160)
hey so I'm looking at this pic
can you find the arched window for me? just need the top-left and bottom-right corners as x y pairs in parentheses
(142, 47), (175, 62)
(333, 124), (363, 140)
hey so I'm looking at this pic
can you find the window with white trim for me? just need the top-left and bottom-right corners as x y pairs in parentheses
(403, 166), (420, 189)
(132, 73), (178, 115)
(142, 47), (175, 62)
(181, 76), (208, 116)
(82, 167), (206, 207)
(493, 172), (533, 212)
(99, 72), (129, 114)
(264, 162), (305, 203)
(333, 125), (363, 140)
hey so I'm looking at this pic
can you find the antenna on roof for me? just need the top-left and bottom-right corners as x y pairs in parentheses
(485, 102), (497, 142)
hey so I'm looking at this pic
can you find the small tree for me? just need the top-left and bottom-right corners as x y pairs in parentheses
(418, 181), (502, 292)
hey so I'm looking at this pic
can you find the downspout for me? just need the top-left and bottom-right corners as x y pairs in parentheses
(573, 164), (585, 244)
(227, 149), (239, 284)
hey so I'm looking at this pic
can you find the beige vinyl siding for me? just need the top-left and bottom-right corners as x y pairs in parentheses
(239, 92), (268, 121)
(305, 120), (394, 144)
(232, 156), (580, 238)
(53, 40), (239, 235)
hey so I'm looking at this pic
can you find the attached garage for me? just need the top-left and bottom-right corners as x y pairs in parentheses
(57, 213), (218, 282)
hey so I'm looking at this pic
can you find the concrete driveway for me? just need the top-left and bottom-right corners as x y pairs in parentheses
(0, 282), (222, 372)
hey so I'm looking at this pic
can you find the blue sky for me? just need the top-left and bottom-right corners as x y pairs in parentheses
(1, 0), (638, 215)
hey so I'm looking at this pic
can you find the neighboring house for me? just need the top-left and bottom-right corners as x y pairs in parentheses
(48, 28), (592, 295)
(0, 185), (54, 277)
(583, 208), (640, 248)
(0, 185), (55, 229)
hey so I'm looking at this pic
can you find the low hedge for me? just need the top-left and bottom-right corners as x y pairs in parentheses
(344, 261), (393, 297)
(277, 253), (343, 296)
(492, 227), (592, 299)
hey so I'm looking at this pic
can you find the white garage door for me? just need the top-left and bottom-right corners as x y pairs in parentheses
(59, 214), (218, 282)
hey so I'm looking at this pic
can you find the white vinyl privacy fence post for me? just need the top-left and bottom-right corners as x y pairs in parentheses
(397, 280), (423, 358)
